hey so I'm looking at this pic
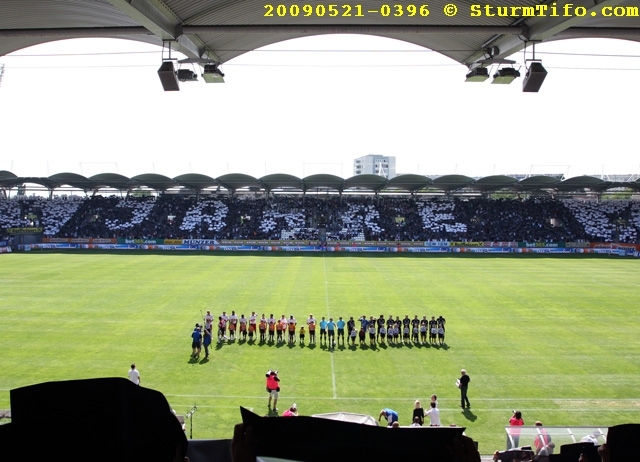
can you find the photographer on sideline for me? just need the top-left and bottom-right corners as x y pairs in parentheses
(266, 370), (280, 411)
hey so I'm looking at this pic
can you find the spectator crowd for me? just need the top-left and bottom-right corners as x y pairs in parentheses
(2, 194), (639, 243)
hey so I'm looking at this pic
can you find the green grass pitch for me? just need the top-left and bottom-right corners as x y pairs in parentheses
(1, 252), (639, 453)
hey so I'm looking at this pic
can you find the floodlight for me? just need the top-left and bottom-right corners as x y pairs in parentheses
(522, 61), (548, 92)
(465, 67), (489, 82)
(492, 67), (520, 84)
(157, 61), (179, 91)
(177, 69), (198, 82)
(202, 64), (225, 83)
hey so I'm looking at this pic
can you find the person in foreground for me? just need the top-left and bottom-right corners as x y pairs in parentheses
(578, 423), (639, 462)
(378, 408), (399, 426)
(282, 403), (298, 417)
(0, 377), (188, 462)
(231, 407), (481, 462)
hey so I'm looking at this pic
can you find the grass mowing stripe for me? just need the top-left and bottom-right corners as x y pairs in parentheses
(323, 254), (338, 399)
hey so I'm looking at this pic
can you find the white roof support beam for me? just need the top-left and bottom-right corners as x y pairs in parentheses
(556, 27), (640, 39)
(0, 27), (149, 38)
(181, 25), (528, 35)
(107, 0), (220, 62)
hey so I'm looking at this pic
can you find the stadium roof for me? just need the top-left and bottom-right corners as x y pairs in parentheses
(431, 175), (475, 192)
(260, 174), (303, 192)
(473, 175), (519, 192)
(2, 170), (639, 195)
(1, 0), (639, 69)
(131, 173), (176, 191)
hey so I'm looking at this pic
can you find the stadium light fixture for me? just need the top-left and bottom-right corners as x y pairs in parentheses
(465, 67), (489, 82)
(157, 41), (180, 91)
(177, 68), (198, 82)
(158, 61), (180, 91)
(522, 43), (547, 92)
(522, 61), (548, 92)
(202, 64), (225, 83)
(469, 46), (518, 85)
(492, 67), (520, 84)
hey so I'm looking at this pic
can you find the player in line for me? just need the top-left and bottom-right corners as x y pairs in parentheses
(203, 313), (447, 348)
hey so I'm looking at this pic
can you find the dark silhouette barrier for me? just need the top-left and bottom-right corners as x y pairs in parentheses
(235, 406), (480, 462)
(2, 378), (187, 462)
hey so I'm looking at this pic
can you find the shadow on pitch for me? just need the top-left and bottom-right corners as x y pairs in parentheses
(461, 408), (477, 422)
(187, 355), (201, 364)
(432, 343), (450, 350)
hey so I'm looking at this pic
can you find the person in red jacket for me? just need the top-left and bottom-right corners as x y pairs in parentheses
(266, 370), (281, 411)
(534, 420), (552, 454)
(507, 410), (525, 449)
(282, 404), (298, 417)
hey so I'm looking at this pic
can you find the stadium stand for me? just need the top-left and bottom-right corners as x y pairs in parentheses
(40, 196), (84, 236)
(564, 199), (638, 243)
(0, 198), (24, 229)
(2, 195), (640, 244)
(180, 197), (229, 237)
(417, 199), (468, 240)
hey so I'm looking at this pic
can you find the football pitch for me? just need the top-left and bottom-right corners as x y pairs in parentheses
(0, 251), (639, 453)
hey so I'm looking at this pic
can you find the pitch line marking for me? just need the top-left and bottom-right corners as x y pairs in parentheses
(166, 404), (640, 413)
(330, 355), (337, 399)
(170, 405), (253, 410)
(162, 394), (640, 404)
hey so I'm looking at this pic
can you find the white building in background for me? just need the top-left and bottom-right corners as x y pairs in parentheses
(353, 154), (396, 179)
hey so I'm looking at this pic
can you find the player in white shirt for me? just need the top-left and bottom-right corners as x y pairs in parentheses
(204, 310), (214, 333)
(420, 323), (427, 344)
(277, 316), (287, 344)
(228, 311), (238, 340)
(267, 315), (276, 342)
(249, 312), (257, 341)
(287, 316), (297, 344)
(349, 327), (357, 346)
(424, 402), (440, 426)
(307, 315), (317, 344)
(128, 364), (140, 385)
(239, 314), (247, 340)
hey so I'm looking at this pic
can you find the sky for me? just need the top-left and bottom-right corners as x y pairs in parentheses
(0, 34), (639, 182)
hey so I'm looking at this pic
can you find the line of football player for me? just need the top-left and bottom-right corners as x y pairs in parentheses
(201, 311), (446, 346)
